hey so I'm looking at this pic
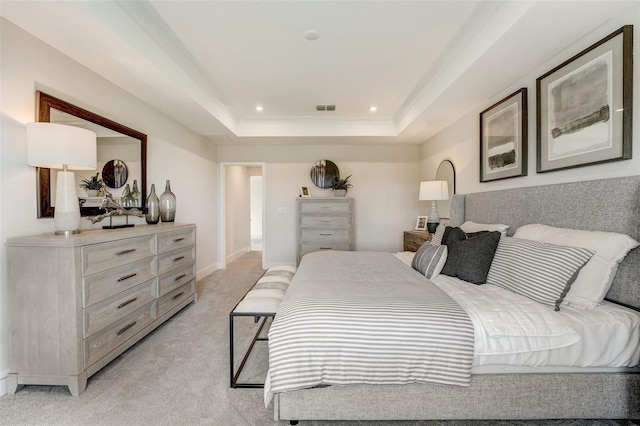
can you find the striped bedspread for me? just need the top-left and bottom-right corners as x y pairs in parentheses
(267, 251), (474, 398)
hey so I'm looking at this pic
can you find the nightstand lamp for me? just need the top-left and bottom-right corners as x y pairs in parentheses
(419, 180), (449, 233)
(26, 122), (97, 236)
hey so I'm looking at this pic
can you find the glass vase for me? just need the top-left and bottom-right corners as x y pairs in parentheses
(145, 184), (160, 224)
(159, 179), (176, 222)
(131, 179), (141, 207)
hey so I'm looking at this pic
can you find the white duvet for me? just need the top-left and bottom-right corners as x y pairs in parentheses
(432, 274), (640, 368)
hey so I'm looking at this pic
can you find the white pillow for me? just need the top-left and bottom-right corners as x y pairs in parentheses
(393, 251), (416, 267)
(513, 224), (639, 308)
(460, 221), (509, 236)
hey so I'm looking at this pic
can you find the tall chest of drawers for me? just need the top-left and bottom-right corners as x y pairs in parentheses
(6, 223), (196, 396)
(297, 197), (354, 264)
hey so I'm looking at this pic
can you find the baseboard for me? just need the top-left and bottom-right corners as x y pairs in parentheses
(197, 262), (218, 281)
(264, 260), (297, 269)
(227, 246), (250, 264)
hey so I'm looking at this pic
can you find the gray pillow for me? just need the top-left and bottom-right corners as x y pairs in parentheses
(411, 242), (448, 279)
(486, 237), (594, 311)
(441, 231), (501, 284)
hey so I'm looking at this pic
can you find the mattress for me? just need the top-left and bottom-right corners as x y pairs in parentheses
(432, 274), (640, 369)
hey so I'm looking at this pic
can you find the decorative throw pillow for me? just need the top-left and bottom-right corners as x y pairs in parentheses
(431, 224), (446, 246)
(441, 226), (467, 245)
(411, 242), (448, 279)
(460, 221), (509, 237)
(486, 237), (595, 311)
(440, 231), (501, 284)
(513, 224), (639, 308)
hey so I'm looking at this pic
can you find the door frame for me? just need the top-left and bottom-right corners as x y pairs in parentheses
(218, 162), (266, 269)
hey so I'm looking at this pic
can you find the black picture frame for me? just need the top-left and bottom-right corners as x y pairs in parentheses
(479, 88), (528, 182)
(536, 25), (633, 173)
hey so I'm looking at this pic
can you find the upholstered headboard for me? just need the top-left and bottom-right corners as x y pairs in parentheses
(450, 176), (640, 310)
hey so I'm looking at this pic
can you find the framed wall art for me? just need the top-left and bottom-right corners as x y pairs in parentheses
(479, 88), (528, 182)
(536, 25), (632, 173)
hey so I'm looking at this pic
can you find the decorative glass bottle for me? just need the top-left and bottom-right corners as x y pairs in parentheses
(145, 184), (160, 224)
(159, 179), (176, 222)
(131, 179), (141, 207)
(121, 184), (132, 207)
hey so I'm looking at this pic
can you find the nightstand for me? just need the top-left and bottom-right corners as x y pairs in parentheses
(403, 231), (431, 252)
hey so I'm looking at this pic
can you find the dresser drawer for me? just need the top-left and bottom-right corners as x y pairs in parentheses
(300, 242), (351, 256)
(300, 200), (351, 214)
(83, 257), (156, 307)
(157, 281), (195, 317)
(158, 228), (195, 254)
(157, 246), (196, 276)
(301, 228), (350, 241)
(83, 280), (156, 338)
(82, 235), (155, 276)
(84, 302), (155, 367)
(158, 263), (196, 297)
(300, 215), (351, 227)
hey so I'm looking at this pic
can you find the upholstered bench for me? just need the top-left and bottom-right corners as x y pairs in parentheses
(229, 265), (295, 388)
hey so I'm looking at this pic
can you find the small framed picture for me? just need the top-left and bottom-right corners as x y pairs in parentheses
(415, 216), (427, 231)
(299, 185), (311, 197)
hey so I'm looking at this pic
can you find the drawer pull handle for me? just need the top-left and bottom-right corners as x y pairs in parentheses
(174, 256), (185, 262)
(117, 321), (137, 336)
(319, 233), (332, 236)
(117, 273), (138, 282)
(174, 274), (186, 281)
(320, 206), (331, 209)
(116, 248), (136, 256)
(173, 237), (185, 242)
(172, 292), (185, 300)
(319, 247), (332, 250)
(117, 297), (138, 309)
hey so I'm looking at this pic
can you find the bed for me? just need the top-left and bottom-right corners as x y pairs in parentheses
(267, 176), (640, 422)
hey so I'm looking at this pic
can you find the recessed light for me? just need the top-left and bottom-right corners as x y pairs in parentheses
(255, 106), (263, 112)
(304, 30), (320, 41)
(369, 106), (377, 112)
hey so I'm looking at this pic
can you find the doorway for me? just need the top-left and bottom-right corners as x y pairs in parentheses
(218, 162), (265, 269)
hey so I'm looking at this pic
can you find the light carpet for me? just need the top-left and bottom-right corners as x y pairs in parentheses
(0, 251), (635, 426)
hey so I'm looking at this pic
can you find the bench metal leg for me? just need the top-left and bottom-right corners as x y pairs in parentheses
(230, 313), (272, 388)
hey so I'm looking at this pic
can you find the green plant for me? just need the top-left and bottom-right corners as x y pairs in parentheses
(79, 173), (103, 191)
(331, 174), (352, 191)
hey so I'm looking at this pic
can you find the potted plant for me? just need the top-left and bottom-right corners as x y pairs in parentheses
(331, 174), (352, 197)
(80, 173), (104, 197)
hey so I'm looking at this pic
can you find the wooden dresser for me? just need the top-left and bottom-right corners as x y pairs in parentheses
(297, 197), (354, 264)
(403, 230), (431, 251)
(6, 223), (196, 396)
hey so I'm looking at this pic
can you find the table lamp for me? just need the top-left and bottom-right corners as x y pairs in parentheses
(419, 180), (449, 233)
(26, 122), (97, 235)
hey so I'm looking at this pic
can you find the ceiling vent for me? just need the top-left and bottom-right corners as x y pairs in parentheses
(316, 104), (336, 112)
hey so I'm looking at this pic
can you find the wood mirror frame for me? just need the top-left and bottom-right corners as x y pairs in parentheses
(36, 91), (147, 217)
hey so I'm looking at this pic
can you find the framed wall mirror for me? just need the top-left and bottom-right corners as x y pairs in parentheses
(435, 159), (456, 219)
(35, 91), (147, 217)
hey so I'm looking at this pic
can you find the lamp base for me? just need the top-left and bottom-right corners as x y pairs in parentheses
(55, 229), (81, 236)
(426, 221), (439, 234)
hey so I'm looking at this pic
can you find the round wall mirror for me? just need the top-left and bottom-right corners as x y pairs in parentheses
(310, 160), (339, 189)
(435, 159), (456, 219)
(102, 159), (129, 189)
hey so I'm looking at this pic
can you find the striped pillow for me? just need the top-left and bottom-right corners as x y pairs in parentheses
(431, 224), (446, 246)
(486, 237), (594, 311)
(411, 242), (448, 279)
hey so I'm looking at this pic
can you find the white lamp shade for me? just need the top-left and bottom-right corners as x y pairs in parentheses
(419, 180), (449, 201)
(26, 122), (97, 170)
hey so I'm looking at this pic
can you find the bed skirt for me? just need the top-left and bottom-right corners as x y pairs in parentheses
(273, 372), (640, 421)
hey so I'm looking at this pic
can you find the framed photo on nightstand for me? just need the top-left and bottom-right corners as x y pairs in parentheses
(415, 216), (427, 231)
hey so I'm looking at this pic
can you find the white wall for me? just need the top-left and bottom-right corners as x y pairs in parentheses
(218, 144), (420, 267)
(419, 9), (640, 202)
(0, 19), (219, 397)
